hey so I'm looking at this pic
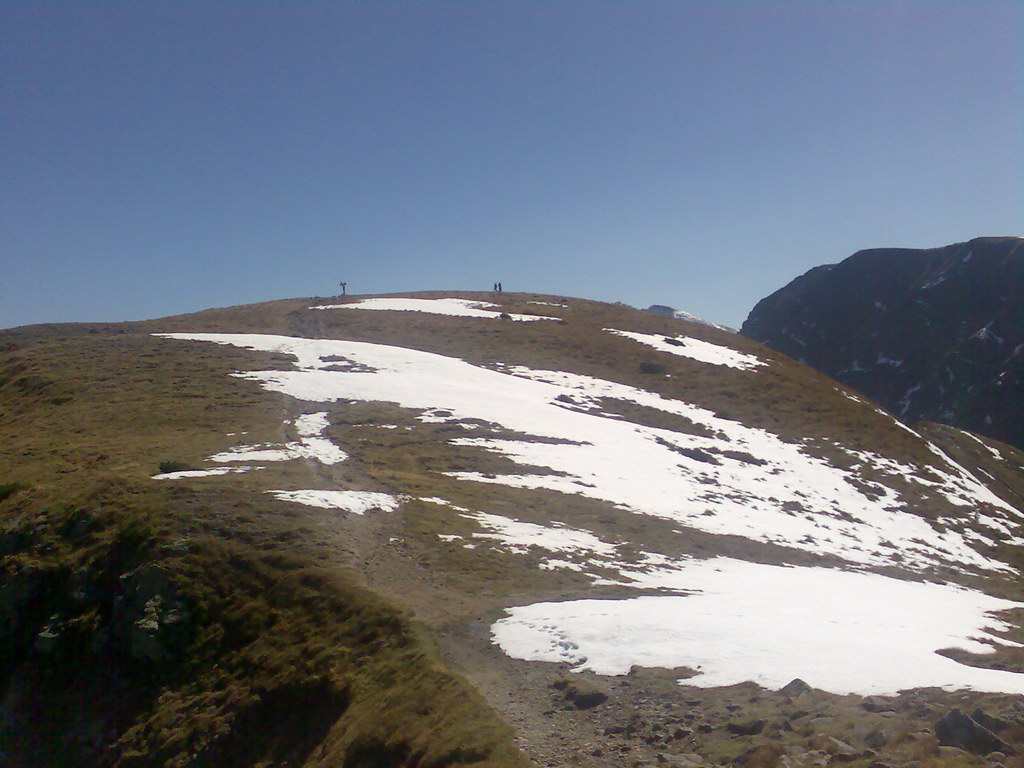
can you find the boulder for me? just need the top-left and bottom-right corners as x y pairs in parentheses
(934, 709), (1011, 756)
(779, 678), (813, 697)
(861, 696), (895, 713)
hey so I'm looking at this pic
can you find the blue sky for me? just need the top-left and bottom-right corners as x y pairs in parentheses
(2, 1), (1021, 330)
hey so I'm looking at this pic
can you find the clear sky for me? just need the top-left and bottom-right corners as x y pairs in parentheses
(2, 1), (1021, 331)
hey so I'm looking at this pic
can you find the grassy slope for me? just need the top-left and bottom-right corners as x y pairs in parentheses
(0, 321), (525, 768)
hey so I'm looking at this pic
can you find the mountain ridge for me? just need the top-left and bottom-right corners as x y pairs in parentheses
(4, 290), (1024, 767)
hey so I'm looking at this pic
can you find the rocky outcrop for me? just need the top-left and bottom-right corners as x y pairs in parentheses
(112, 564), (192, 662)
(742, 237), (1024, 449)
(934, 708), (1011, 755)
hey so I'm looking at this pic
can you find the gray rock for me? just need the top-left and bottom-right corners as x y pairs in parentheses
(935, 709), (1011, 756)
(824, 737), (857, 757)
(779, 678), (813, 697)
(862, 696), (895, 713)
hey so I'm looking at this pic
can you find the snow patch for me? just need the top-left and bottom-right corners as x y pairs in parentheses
(467, 511), (617, 556)
(606, 330), (765, 371)
(311, 297), (556, 322)
(492, 557), (1024, 696)
(152, 466), (262, 480)
(267, 489), (400, 514)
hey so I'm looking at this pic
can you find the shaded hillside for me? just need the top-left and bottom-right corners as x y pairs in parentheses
(741, 236), (1024, 449)
(4, 292), (1024, 768)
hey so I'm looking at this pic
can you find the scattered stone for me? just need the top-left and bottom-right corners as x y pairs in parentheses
(799, 749), (831, 767)
(935, 708), (1010, 756)
(862, 696), (895, 713)
(823, 737), (857, 757)
(663, 753), (706, 768)
(808, 716), (834, 729)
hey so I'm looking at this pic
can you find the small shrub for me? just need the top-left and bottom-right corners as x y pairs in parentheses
(158, 460), (192, 474)
(638, 361), (667, 375)
(0, 482), (25, 502)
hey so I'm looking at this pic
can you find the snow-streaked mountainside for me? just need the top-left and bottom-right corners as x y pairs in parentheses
(150, 293), (1024, 697)
(742, 236), (1024, 451)
(8, 290), (1024, 768)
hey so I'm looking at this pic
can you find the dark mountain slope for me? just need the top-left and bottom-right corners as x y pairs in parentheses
(742, 237), (1024, 449)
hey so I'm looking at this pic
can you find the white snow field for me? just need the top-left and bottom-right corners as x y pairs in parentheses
(310, 297), (557, 322)
(156, 331), (1024, 694)
(156, 332), (1019, 574)
(606, 329), (766, 371)
(492, 557), (1024, 696)
(267, 489), (401, 514)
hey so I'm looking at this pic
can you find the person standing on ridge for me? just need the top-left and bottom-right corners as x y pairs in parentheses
(340, 281), (347, 296)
